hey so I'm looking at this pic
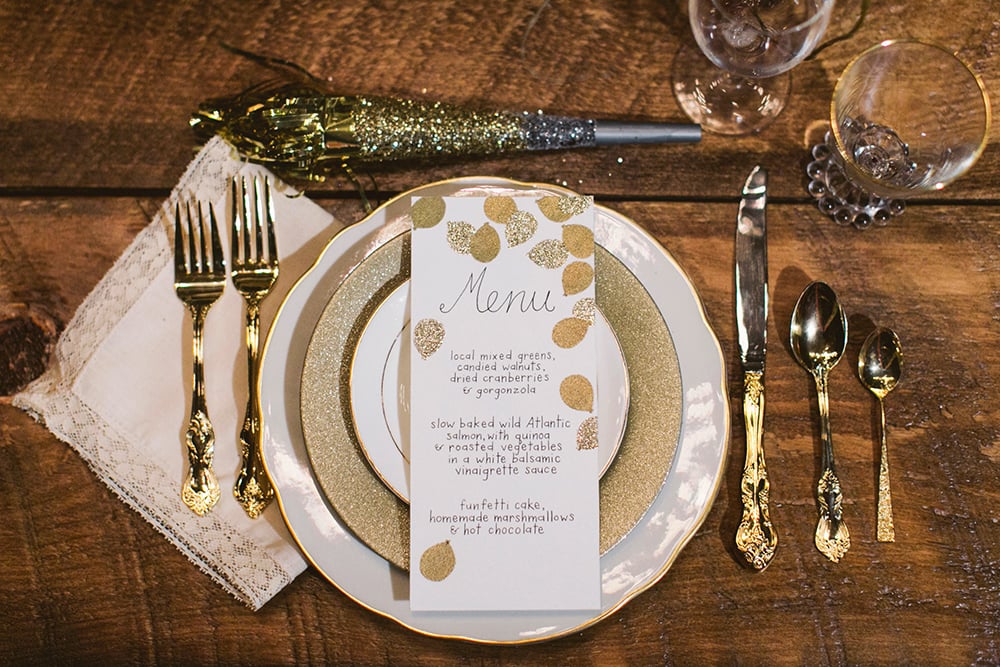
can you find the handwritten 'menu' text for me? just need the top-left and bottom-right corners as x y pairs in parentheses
(439, 267), (556, 315)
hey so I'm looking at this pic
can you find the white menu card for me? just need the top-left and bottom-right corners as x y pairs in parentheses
(408, 193), (601, 611)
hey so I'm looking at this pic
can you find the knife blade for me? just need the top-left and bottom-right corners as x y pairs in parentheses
(734, 165), (777, 571)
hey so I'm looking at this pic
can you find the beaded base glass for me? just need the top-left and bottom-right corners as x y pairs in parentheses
(807, 130), (907, 229)
(807, 40), (991, 229)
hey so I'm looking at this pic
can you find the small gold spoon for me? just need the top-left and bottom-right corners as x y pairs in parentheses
(858, 328), (903, 542)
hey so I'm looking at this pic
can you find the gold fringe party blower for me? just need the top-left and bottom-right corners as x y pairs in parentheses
(191, 83), (701, 186)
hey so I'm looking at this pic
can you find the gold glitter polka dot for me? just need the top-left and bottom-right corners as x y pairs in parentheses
(538, 195), (591, 222)
(528, 239), (569, 269)
(552, 317), (590, 349)
(419, 540), (456, 581)
(562, 260), (594, 295)
(484, 195), (517, 224)
(504, 210), (537, 247)
(573, 297), (596, 324)
(577, 416), (599, 450)
(559, 195), (591, 217)
(560, 374), (594, 412)
(447, 221), (474, 254)
(537, 196), (573, 223)
(470, 223), (501, 262)
(413, 318), (445, 359)
(411, 196), (446, 229)
(562, 224), (594, 258)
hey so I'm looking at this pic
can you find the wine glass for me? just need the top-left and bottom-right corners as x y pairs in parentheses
(807, 40), (992, 229)
(673, 0), (834, 135)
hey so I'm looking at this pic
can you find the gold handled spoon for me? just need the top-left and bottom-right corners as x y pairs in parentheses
(790, 281), (851, 562)
(858, 328), (903, 542)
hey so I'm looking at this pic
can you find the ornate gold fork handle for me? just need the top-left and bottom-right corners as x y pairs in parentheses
(234, 296), (274, 518)
(736, 371), (777, 570)
(876, 396), (895, 542)
(813, 369), (850, 562)
(182, 303), (221, 516)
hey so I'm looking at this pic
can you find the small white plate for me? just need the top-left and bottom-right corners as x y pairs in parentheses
(350, 281), (630, 502)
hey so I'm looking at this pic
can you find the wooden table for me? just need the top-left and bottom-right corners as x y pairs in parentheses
(3, 1), (999, 663)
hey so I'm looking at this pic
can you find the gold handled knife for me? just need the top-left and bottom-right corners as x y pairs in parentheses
(734, 165), (777, 570)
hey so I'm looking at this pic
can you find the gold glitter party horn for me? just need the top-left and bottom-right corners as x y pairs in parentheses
(191, 83), (701, 184)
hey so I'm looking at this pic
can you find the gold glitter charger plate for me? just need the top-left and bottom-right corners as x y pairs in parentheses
(260, 177), (729, 644)
(301, 228), (679, 570)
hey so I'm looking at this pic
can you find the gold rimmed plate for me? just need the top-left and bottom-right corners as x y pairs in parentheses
(304, 231), (672, 568)
(260, 177), (729, 644)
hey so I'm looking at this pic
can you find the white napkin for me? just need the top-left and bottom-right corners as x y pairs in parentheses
(14, 137), (343, 609)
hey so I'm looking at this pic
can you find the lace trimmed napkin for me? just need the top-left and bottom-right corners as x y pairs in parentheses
(14, 137), (343, 609)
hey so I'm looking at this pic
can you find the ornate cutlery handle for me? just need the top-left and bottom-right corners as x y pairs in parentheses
(736, 370), (777, 570)
(182, 305), (221, 516)
(876, 397), (895, 542)
(234, 299), (274, 518)
(813, 369), (850, 562)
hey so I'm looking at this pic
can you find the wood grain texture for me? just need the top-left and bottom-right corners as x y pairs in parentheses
(2, 197), (999, 664)
(1, 0), (998, 199)
(1, 0), (999, 663)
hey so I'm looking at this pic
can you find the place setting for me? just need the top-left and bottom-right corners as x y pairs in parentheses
(259, 176), (729, 642)
(9, 0), (991, 649)
(240, 9), (981, 637)
(12, 122), (729, 633)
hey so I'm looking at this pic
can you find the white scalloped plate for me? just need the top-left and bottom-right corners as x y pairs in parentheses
(260, 177), (728, 644)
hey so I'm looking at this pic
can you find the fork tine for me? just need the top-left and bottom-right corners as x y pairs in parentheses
(230, 177), (240, 266)
(240, 176), (252, 264)
(208, 202), (225, 276)
(231, 176), (251, 267)
(173, 201), (186, 277)
(186, 200), (199, 274)
(263, 177), (278, 265)
(252, 176), (264, 264)
(229, 176), (246, 269)
(196, 200), (210, 274)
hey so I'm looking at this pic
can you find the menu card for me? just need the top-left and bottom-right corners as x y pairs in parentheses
(408, 193), (601, 611)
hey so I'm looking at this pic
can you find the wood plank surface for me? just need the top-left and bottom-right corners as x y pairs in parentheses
(2, 0), (1000, 664)
(1, 0), (998, 200)
(2, 196), (999, 664)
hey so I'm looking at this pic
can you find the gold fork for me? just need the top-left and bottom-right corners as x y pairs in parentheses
(173, 198), (226, 516)
(231, 175), (279, 518)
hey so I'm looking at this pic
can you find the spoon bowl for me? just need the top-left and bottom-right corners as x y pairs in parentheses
(858, 327), (903, 542)
(790, 281), (851, 562)
(790, 281), (848, 373)
(859, 328), (903, 399)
